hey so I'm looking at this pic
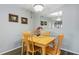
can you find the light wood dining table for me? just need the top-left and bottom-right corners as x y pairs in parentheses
(28, 35), (55, 55)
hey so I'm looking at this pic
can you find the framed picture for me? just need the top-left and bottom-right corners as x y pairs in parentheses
(21, 17), (28, 24)
(40, 21), (47, 26)
(40, 21), (44, 26)
(9, 14), (18, 22)
(44, 21), (47, 25)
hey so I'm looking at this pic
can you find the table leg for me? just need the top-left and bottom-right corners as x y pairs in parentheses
(42, 47), (46, 55)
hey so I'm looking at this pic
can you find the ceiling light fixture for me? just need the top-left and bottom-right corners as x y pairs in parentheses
(50, 11), (63, 16)
(50, 12), (58, 16)
(33, 4), (44, 12)
(56, 18), (61, 21)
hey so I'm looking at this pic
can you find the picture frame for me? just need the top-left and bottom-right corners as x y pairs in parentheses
(40, 21), (47, 26)
(44, 21), (47, 25)
(21, 17), (28, 24)
(9, 14), (18, 22)
(40, 21), (44, 26)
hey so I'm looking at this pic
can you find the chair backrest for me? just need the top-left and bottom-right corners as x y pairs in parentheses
(56, 34), (64, 54)
(23, 32), (30, 51)
(58, 34), (64, 48)
(23, 32), (34, 52)
(23, 32), (30, 42)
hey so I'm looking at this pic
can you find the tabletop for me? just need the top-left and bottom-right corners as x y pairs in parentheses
(29, 36), (54, 46)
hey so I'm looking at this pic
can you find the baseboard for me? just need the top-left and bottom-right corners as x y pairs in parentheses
(0, 46), (21, 55)
(61, 48), (79, 55)
(0, 46), (79, 55)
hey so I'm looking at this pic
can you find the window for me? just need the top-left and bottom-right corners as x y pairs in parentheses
(54, 21), (62, 28)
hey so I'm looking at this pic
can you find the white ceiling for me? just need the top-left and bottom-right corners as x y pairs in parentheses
(17, 4), (64, 17)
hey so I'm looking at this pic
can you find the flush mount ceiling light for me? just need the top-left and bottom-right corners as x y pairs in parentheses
(50, 12), (58, 16)
(50, 11), (63, 16)
(33, 4), (44, 12)
(56, 18), (61, 21)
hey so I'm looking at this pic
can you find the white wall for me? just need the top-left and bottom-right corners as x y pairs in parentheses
(0, 5), (33, 53)
(62, 4), (79, 54)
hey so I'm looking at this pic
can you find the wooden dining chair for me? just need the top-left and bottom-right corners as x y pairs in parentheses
(23, 32), (41, 55)
(46, 34), (64, 55)
(21, 32), (30, 55)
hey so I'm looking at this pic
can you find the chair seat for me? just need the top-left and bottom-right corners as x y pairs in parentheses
(46, 46), (61, 55)
(46, 46), (56, 55)
(27, 45), (41, 53)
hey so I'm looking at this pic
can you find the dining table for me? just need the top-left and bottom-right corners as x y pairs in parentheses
(28, 35), (55, 55)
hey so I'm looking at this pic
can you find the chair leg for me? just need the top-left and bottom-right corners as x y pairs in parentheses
(21, 48), (23, 55)
(26, 51), (29, 55)
(21, 43), (24, 55)
(32, 52), (34, 55)
(32, 51), (34, 55)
